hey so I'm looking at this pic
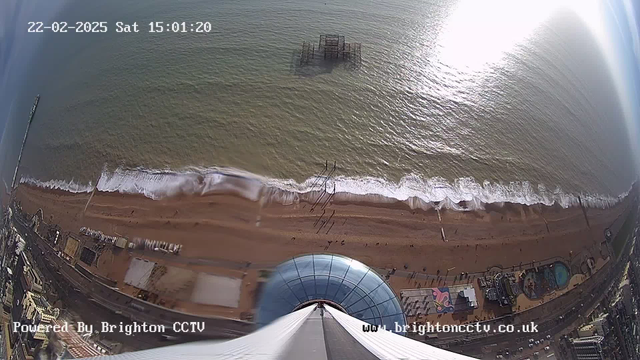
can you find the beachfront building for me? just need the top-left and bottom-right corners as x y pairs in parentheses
(19, 291), (59, 354)
(571, 262), (639, 360)
(480, 272), (520, 308)
(400, 285), (479, 317)
(578, 314), (608, 338)
(570, 336), (606, 360)
(3, 279), (13, 310)
(459, 287), (478, 309)
(11, 251), (44, 345)
(18, 252), (43, 294)
(604, 263), (639, 360)
(48, 319), (104, 358)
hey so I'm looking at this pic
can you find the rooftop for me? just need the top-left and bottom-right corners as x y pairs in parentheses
(53, 320), (103, 358)
(31, 293), (50, 309)
(571, 335), (604, 344)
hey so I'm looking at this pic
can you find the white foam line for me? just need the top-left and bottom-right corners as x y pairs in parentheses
(19, 176), (94, 193)
(19, 167), (631, 211)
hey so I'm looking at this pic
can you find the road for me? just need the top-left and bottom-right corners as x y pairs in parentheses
(8, 203), (638, 358)
(438, 221), (636, 358)
(0, 329), (5, 360)
(11, 215), (250, 353)
(16, 224), (198, 352)
(63, 285), (209, 352)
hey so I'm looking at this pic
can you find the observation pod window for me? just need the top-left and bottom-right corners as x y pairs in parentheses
(256, 254), (406, 335)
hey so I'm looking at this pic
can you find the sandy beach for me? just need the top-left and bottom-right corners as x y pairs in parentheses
(12, 184), (632, 320)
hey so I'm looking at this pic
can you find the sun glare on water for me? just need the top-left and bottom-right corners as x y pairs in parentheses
(437, 0), (604, 72)
(435, 0), (640, 172)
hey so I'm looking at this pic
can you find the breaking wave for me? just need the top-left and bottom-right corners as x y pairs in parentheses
(19, 167), (630, 211)
(19, 177), (94, 193)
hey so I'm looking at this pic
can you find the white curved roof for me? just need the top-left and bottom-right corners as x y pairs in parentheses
(80, 303), (475, 360)
(324, 304), (474, 360)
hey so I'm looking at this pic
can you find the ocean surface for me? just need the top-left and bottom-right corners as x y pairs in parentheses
(2, 0), (638, 209)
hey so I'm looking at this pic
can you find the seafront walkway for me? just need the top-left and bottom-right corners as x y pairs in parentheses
(12, 215), (254, 340)
(10, 199), (634, 355)
(126, 244), (580, 287)
(435, 210), (636, 357)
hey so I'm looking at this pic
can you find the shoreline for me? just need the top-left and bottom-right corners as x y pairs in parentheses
(18, 167), (633, 211)
(11, 182), (635, 322)
(14, 182), (631, 269)
(15, 181), (629, 234)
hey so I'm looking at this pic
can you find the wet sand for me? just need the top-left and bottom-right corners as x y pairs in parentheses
(15, 185), (628, 270)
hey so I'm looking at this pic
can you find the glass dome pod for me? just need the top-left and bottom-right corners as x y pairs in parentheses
(256, 254), (406, 334)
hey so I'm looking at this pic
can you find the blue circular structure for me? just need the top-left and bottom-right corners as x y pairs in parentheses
(553, 261), (570, 288)
(256, 254), (406, 334)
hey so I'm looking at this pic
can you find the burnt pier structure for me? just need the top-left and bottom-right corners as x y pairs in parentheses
(299, 34), (361, 68)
